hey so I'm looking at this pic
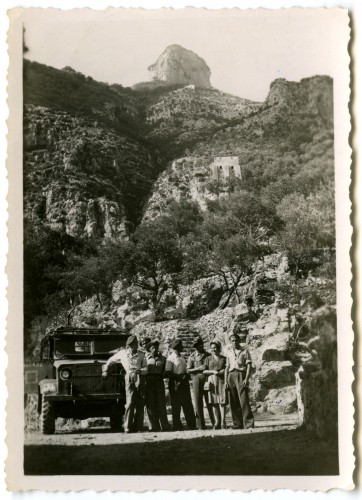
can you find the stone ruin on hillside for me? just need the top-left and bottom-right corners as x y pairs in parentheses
(211, 156), (241, 181)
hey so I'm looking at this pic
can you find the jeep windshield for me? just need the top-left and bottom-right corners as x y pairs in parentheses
(52, 336), (127, 360)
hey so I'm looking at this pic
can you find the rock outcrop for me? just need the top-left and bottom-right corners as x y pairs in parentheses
(148, 44), (211, 88)
(293, 306), (338, 437)
(23, 105), (161, 237)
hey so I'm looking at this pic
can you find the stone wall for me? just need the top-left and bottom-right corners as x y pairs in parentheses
(293, 306), (337, 437)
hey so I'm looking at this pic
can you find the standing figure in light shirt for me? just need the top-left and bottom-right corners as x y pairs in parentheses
(187, 336), (215, 430)
(165, 338), (196, 431)
(102, 335), (147, 433)
(225, 332), (254, 429)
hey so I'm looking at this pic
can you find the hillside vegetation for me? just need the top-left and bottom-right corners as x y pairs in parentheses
(23, 60), (335, 363)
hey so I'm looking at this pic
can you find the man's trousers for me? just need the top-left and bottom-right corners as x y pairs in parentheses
(168, 378), (196, 431)
(191, 373), (215, 429)
(145, 376), (170, 431)
(124, 373), (145, 432)
(227, 371), (254, 429)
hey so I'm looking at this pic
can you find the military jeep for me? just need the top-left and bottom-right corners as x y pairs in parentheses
(26, 327), (129, 434)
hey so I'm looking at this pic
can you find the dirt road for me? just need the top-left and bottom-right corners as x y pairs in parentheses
(24, 417), (338, 476)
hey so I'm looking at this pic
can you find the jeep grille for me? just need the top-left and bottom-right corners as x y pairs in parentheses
(59, 363), (122, 396)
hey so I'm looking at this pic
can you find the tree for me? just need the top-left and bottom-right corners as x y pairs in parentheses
(166, 199), (203, 237)
(275, 180), (335, 277)
(56, 238), (132, 309)
(119, 217), (183, 318)
(183, 193), (275, 306)
(204, 191), (281, 242)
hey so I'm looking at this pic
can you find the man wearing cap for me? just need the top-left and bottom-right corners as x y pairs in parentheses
(225, 332), (254, 429)
(139, 337), (152, 353)
(187, 336), (215, 430)
(102, 335), (147, 433)
(145, 339), (170, 432)
(165, 339), (196, 431)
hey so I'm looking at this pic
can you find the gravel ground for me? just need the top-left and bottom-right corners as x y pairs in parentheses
(24, 416), (339, 476)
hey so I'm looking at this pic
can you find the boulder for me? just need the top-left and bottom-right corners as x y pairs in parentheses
(259, 361), (295, 389)
(260, 332), (290, 362)
(263, 386), (297, 415)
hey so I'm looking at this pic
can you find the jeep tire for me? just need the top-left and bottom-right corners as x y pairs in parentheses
(40, 395), (55, 434)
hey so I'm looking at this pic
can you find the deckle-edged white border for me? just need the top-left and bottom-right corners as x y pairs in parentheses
(2, 0), (358, 495)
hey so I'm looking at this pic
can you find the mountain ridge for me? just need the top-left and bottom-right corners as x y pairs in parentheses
(24, 57), (333, 237)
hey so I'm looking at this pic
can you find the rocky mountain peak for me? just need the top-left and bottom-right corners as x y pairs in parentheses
(148, 44), (211, 88)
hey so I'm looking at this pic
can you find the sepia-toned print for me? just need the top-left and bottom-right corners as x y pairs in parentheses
(6, 6), (353, 492)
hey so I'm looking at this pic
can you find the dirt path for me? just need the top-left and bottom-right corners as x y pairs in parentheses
(24, 418), (338, 476)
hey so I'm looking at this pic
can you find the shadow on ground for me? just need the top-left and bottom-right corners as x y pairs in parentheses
(24, 427), (338, 475)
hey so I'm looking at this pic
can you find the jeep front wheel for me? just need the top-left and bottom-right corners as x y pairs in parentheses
(40, 396), (55, 435)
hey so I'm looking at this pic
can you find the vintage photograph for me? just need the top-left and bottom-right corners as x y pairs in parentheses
(6, 6), (353, 491)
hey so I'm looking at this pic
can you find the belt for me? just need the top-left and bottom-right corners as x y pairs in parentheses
(229, 368), (246, 373)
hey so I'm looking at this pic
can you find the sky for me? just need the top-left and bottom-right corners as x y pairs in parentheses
(22, 8), (347, 101)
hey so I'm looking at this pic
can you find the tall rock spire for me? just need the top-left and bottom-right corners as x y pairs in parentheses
(148, 44), (211, 88)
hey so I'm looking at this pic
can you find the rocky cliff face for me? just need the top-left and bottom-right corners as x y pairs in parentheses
(143, 87), (260, 158)
(142, 74), (334, 219)
(148, 44), (211, 88)
(23, 105), (161, 237)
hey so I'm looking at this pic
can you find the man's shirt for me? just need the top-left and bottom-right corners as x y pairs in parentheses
(226, 345), (252, 372)
(187, 350), (209, 373)
(104, 348), (147, 375)
(146, 352), (166, 375)
(165, 351), (187, 375)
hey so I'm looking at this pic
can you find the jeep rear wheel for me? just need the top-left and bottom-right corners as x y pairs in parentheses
(40, 396), (55, 434)
(109, 407), (124, 432)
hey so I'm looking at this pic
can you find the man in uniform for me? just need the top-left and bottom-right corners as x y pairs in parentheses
(145, 339), (170, 432)
(165, 338), (196, 431)
(187, 336), (215, 430)
(102, 335), (147, 433)
(225, 332), (254, 429)
(139, 337), (151, 353)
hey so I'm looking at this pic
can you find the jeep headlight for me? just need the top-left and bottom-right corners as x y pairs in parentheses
(60, 368), (72, 380)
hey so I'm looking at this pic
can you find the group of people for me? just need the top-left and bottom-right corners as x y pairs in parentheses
(102, 331), (254, 433)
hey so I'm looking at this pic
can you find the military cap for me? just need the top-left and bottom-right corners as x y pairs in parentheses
(192, 336), (204, 347)
(229, 332), (239, 340)
(126, 335), (138, 346)
(170, 338), (183, 350)
(146, 339), (160, 350)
